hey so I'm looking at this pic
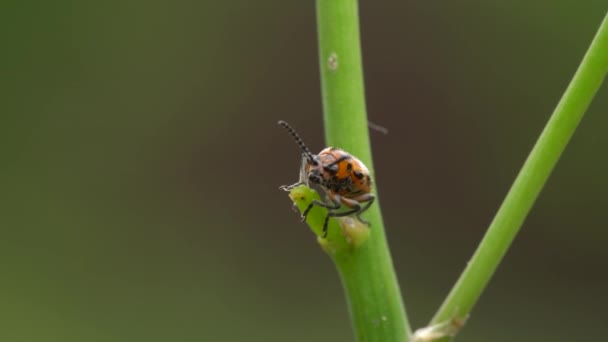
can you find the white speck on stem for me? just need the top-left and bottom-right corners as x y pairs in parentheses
(328, 53), (338, 71)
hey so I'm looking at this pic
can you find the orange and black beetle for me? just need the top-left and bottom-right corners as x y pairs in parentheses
(278, 120), (375, 237)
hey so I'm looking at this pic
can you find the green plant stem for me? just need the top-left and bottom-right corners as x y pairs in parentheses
(316, 1), (411, 341)
(430, 11), (608, 337)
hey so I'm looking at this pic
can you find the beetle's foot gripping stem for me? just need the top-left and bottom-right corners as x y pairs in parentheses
(356, 215), (370, 226)
(279, 182), (304, 192)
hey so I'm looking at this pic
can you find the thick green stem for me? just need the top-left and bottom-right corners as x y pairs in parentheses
(429, 11), (608, 339)
(316, 1), (411, 341)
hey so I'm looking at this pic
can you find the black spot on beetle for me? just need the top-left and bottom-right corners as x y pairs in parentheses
(353, 170), (364, 179)
(346, 163), (353, 173)
(324, 164), (338, 174)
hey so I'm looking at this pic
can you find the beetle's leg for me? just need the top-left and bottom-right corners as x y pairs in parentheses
(302, 194), (341, 224)
(318, 193), (343, 237)
(327, 194), (375, 225)
(350, 194), (375, 225)
(329, 198), (361, 217)
(281, 155), (311, 191)
(316, 196), (359, 237)
(279, 181), (304, 191)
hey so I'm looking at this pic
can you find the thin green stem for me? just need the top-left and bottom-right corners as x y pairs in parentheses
(316, 1), (411, 341)
(429, 11), (608, 338)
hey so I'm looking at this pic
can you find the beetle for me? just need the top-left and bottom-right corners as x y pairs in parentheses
(278, 120), (375, 237)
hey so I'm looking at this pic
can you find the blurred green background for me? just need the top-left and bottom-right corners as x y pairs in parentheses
(2, 1), (607, 341)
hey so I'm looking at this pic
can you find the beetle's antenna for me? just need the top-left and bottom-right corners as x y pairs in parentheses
(278, 120), (316, 163)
